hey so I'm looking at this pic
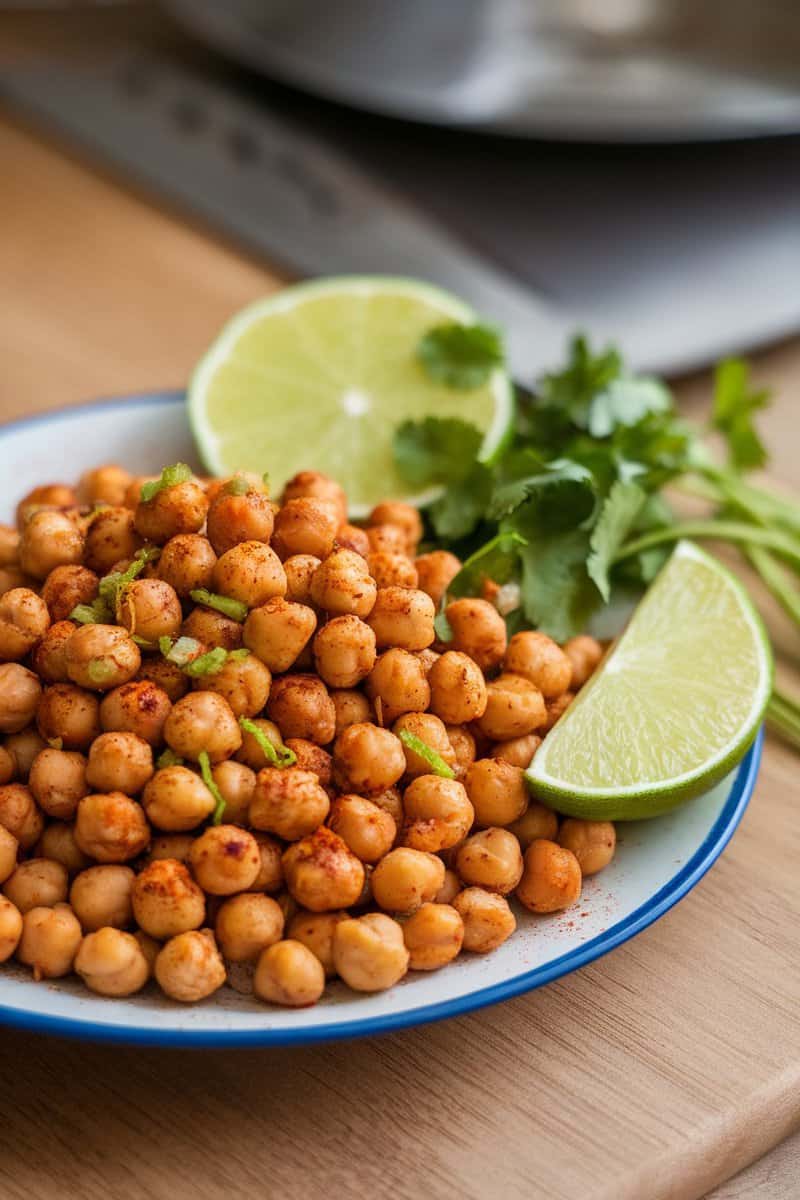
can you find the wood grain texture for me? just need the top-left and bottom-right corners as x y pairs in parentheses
(0, 115), (799, 1200)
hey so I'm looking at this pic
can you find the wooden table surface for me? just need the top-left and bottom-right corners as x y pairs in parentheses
(1, 107), (799, 1200)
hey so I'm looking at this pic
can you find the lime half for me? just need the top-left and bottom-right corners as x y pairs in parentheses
(188, 276), (514, 517)
(528, 541), (772, 820)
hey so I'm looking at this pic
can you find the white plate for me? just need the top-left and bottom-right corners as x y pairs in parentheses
(0, 393), (762, 1046)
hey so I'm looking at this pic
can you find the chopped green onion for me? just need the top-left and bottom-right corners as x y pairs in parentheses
(159, 635), (202, 667)
(229, 648), (251, 661)
(140, 463), (193, 503)
(156, 748), (184, 769)
(183, 647), (229, 677)
(131, 634), (157, 649)
(135, 546), (161, 563)
(189, 589), (248, 623)
(198, 750), (226, 825)
(98, 551), (154, 613)
(238, 716), (296, 768)
(86, 658), (117, 686)
(70, 599), (111, 624)
(224, 474), (251, 496)
(397, 729), (455, 778)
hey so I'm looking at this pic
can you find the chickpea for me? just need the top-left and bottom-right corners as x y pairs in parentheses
(117, 578), (182, 645)
(211, 541), (285, 609)
(0, 747), (13, 788)
(402, 902), (464, 971)
(0, 566), (31, 597)
(444, 598), (507, 673)
(427, 651), (488, 725)
(75, 927), (150, 997)
(310, 549), (376, 618)
(252, 832), (284, 892)
(188, 825), (261, 895)
(367, 587), (435, 652)
(476, 674), (547, 741)
(157, 534), (217, 598)
(205, 473), (269, 507)
(36, 822), (90, 875)
(557, 819), (616, 876)
(313, 615), (376, 689)
(541, 691), (574, 733)
(414, 550), (462, 608)
(327, 690), (370, 737)
(271, 498), (338, 561)
(84, 732), (153, 797)
(368, 501), (421, 550)
(392, 712), (455, 778)
(216, 892), (285, 962)
(504, 631), (572, 699)
(287, 909), (348, 977)
(282, 470), (347, 524)
(123, 476), (156, 510)
(41, 565), (98, 623)
(70, 864), (134, 931)
(0, 524), (20, 567)
(37, 683), (100, 750)
(84, 507), (141, 575)
(490, 733), (541, 770)
(254, 938), (325, 1007)
(132, 858), (206, 938)
(371, 847), (445, 913)
(134, 478), (208, 543)
(181, 606), (243, 651)
(235, 718), (288, 771)
(65, 625), (141, 692)
(0, 783), (43, 848)
(401, 774), (473, 853)
(456, 828), (523, 894)
(365, 524), (406, 556)
(267, 674), (335, 746)
(192, 652), (271, 721)
(135, 658), (189, 704)
(282, 827), (364, 911)
(445, 725), (476, 782)
(0, 588), (49, 663)
(0, 895), (22, 962)
(508, 802), (559, 849)
(364, 785), (403, 830)
(6, 728), (46, 779)
(250, 767), (330, 841)
(17, 902), (82, 979)
(283, 554), (321, 605)
(365, 648), (430, 725)
(464, 758), (528, 828)
(16, 483), (76, 529)
(155, 928), (226, 1002)
(332, 912), (409, 992)
(2, 858), (67, 914)
(453, 888), (516, 953)
(434, 867), (461, 905)
(335, 524), (370, 557)
(146, 833), (196, 864)
(100, 680), (171, 745)
(75, 792), (150, 863)
(562, 635), (604, 689)
(0, 825), (18, 884)
(77, 464), (132, 508)
(143, 766), (215, 831)
(29, 622), (73, 684)
(243, 597), (317, 673)
(517, 839), (582, 913)
(208, 760), (255, 826)
(19, 510), (84, 580)
(277, 737), (328, 785)
(367, 552), (418, 590)
(333, 723), (406, 793)
(326, 794), (395, 864)
(207, 491), (274, 559)
(28, 748), (87, 820)
(164, 692), (242, 762)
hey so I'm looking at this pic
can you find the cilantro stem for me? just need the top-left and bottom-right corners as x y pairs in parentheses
(189, 589), (248, 623)
(766, 688), (800, 752)
(198, 750), (226, 825)
(744, 546), (800, 627)
(397, 730), (455, 778)
(238, 717), (296, 768)
(614, 520), (800, 574)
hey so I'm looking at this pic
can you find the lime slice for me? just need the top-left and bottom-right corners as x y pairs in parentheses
(528, 541), (772, 820)
(188, 276), (514, 517)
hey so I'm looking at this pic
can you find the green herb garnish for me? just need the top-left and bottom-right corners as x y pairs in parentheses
(183, 647), (229, 677)
(397, 730), (455, 778)
(417, 323), (503, 390)
(198, 750), (226, 825)
(70, 600), (111, 624)
(159, 635), (202, 667)
(189, 589), (248, 623)
(86, 658), (116, 686)
(140, 463), (193, 503)
(238, 716), (296, 768)
(224, 473), (251, 496)
(156, 748), (184, 769)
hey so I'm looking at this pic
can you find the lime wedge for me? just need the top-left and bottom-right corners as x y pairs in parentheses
(188, 276), (514, 517)
(528, 541), (772, 819)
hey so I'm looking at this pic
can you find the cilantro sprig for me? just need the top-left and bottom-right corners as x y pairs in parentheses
(397, 730), (455, 778)
(417, 323), (503, 390)
(140, 463), (192, 503)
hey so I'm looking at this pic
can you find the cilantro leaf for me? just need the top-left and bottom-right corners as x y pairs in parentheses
(446, 531), (526, 600)
(397, 730), (455, 778)
(393, 417), (483, 487)
(537, 335), (622, 429)
(588, 377), (672, 437)
(140, 463), (192, 503)
(586, 480), (647, 602)
(516, 524), (601, 643)
(712, 358), (770, 470)
(488, 457), (597, 527)
(428, 462), (493, 541)
(417, 323), (503, 390)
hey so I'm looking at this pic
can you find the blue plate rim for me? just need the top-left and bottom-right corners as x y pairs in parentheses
(0, 392), (764, 1047)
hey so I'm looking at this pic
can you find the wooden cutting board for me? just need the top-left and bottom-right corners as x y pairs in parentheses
(0, 114), (798, 1200)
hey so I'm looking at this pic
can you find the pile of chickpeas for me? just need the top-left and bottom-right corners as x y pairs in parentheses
(0, 461), (616, 1008)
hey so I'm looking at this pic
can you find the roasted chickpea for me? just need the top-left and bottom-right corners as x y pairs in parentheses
(402, 902), (464, 971)
(369, 501), (421, 550)
(313, 615), (376, 689)
(143, 766), (215, 832)
(181, 606), (244, 651)
(75, 792), (150, 863)
(434, 867), (461, 905)
(250, 768), (330, 841)
(206, 488), (275, 556)
(3, 858), (67, 913)
(541, 691), (574, 732)
(365, 524), (406, 555)
(328, 690), (370, 738)
(212, 540), (287, 608)
(124, 476), (157, 510)
(193, 651), (271, 719)
(28, 748), (88, 820)
(70, 864), (134, 931)
(0, 589), (49, 662)
(216, 892), (285, 962)
(367, 587), (435, 652)
(0, 825), (18, 884)
(0, 524), (20, 567)
(188, 825), (261, 895)
(282, 470), (347, 524)
(16, 902), (81, 979)
(155, 928), (226, 1002)
(282, 827), (364, 912)
(504, 631), (572, 699)
(118, 578), (182, 645)
(234, 718), (287, 771)
(445, 725), (476, 782)
(65, 624), (141, 692)
(335, 524), (370, 557)
(427, 651), (488, 726)
(37, 683), (100, 750)
(508, 802), (559, 849)
(134, 478), (208, 543)
(30, 622), (73, 684)
(243, 597), (316, 673)
(371, 847), (445, 913)
(363, 785), (403, 830)
(246, 833), (281, 894)
(6, 728), (46, 779)
(517, 839), (582, 913)
(0, 566), (31, 598)
(367, 552), (418, 590)
(85, 732), (153, 796)
(282, 739), (332, 789)
(557, 819), (616, 876)
(164, 692), (242, 762)
(490, 733), (541, 769)
(146, 833), (195, 864)
(453, 888), (516, 953)
(77, 464), (132, 508)
(100, 680), (171, 745)
(35, 822), (89, 875)
(414, 550), (462, 608)
(0, 783), (44, 848)
(41, 565), (98, 623)
(135, 658), (189, 703)
(84, 507), (141, 575)
(209, 760), (255, 826)
(272, 498), (339, 561)
(444, 598), (507, 673)
(0, 747), (13, 788)
(16, 483), (76, 529)
(326, 794), (395, 864)
(267, 674), (336, 746)
(286, 909), (347, 977)
(562, 635), (604, 689)
(205, 473), (269, 507)
(0, 895), (22, 962)
(333, 723), (406, 793)
(393, 712), (455, 778)
(365, 648), (430, 724)
(283, 554), (321, 605)
(310, 549), (376, 617)
(332, 912), (409, 992)
(476, 673), (547, 741)
(401, 774), (473, 853)
(132, 858), (206, 939)
(157, 534), (217, 598)
(254, 938), (325, 1007)
(465, 758), (528, 828)
(456, 828), (523, 894)
(19, 510), (84, 580)
(75, 927), (149, 997)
